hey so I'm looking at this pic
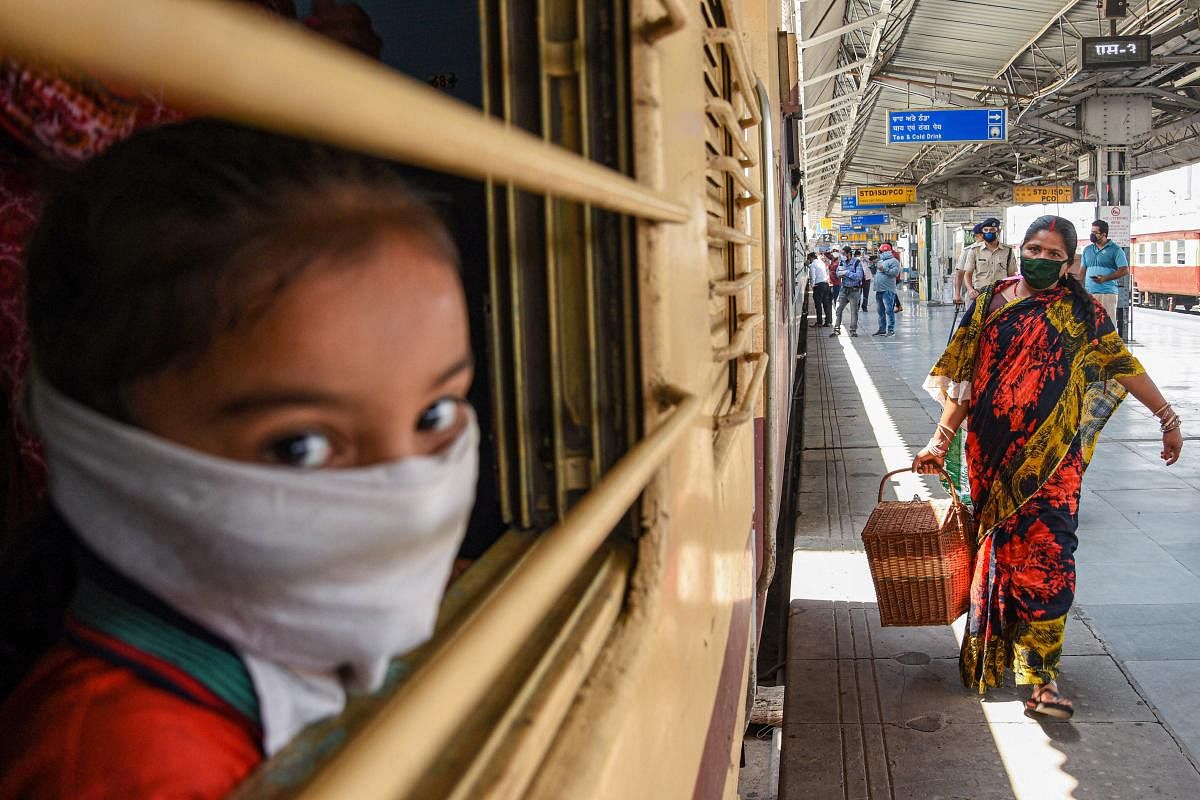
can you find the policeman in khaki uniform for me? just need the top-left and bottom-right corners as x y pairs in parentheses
(954, 217), (1016, 304)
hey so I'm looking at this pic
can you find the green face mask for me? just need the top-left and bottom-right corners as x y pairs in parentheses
(1019, 257), (1064, 291)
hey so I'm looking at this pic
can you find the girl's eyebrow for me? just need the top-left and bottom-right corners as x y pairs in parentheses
(214, 357), (474, 417)
(435, 355), (474, 387)
(216, 390), (346, 417)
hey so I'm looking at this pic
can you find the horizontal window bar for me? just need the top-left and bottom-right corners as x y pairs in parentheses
(703, 27), (762, 129)
(711, 269), (763, 297)
(0, 0), (688, 223)
(294, 388), (702, 798)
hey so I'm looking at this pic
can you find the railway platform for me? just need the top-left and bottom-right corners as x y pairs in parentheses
(741, 296), (1200, 799)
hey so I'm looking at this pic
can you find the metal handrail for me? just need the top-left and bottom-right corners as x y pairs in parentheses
(0, 0), (689, 224)
(295, 388), (702, 798)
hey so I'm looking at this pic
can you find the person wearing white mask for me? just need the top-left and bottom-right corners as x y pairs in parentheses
(0, 120), (479, 797)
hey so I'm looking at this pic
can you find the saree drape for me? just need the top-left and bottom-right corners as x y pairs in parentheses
(924, 279), (1144, 690)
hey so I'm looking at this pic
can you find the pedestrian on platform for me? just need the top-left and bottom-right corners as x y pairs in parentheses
(892, 247), (905, 313)
(858, 249), (872, 313)
(830, 247), (864, 337)
(808, 253), (832, 327)
(872, 244), (901, 336)
(1082, 219), (1129, 322)
(827, 252), (842, 306)
(954, 223), (985, 304)
(863, 253), (879, 313)
(913, 215), (1183, 721)
(955, 219), (1015, 304)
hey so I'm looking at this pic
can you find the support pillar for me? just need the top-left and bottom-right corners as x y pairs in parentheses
(1095, 145), (1133, 340)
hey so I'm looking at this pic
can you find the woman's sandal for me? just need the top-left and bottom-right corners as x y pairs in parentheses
(1024, 684), (1074, 721)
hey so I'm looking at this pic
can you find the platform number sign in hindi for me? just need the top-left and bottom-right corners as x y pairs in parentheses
(1079, 36), (1152, 71)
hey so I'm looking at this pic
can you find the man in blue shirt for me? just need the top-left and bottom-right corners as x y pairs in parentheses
(1082, 219), (1129, 322)
(831, 246), (865, 337)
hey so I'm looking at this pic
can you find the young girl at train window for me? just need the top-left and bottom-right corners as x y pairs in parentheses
(0, 119), (479, 798)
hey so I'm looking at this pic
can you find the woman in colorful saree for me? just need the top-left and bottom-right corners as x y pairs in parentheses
(913, 215), (1183, 721)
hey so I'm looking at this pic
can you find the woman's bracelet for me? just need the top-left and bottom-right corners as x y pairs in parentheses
(936, 422), (957, 440)
(1152, 401), (1172, 418)
(1161, 416), (1182, 434)
(925, 438), (947, 457)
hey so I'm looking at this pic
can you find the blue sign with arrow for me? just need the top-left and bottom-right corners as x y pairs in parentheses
(841, 196), (884, 212)
(851, 214), (888, 226)
(887, 108), (1007, 144)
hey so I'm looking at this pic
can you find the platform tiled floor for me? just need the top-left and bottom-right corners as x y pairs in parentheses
(760, 297), (1200, 800)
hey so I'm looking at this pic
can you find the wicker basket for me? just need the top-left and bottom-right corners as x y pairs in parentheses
(861, 468), (976, 627)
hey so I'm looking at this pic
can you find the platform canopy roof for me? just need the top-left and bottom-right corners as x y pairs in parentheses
(793, 0), (1200, 218)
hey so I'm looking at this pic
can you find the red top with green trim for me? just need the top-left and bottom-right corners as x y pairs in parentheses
(0, 547), (265, 798)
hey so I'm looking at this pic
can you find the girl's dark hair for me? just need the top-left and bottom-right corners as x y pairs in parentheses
(26, 118), (459, 418)
(5, 119), (462, 696)
(1021, 214), (1097, 339)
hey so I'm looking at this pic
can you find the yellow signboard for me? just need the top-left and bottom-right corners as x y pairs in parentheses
(856, 185), (916, 205)
(1013, 185), (1073, 204)
(819, 217), (833, 231)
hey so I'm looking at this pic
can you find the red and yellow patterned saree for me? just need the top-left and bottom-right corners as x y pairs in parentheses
(925, 278), (1144, 691)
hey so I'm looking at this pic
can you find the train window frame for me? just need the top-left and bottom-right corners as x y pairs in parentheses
(1178, 240), (1187, 265)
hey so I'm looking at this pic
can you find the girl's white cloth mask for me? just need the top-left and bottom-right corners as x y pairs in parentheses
(31, 378), (479, 753)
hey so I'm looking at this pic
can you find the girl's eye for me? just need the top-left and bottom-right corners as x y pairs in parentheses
(418, 397), (460, 433)
(265, 431), (334, 469)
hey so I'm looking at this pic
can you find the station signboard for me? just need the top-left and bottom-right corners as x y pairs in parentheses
(818, 217), (833, 231)
(851, 213), (889, 226)
(1013, 185), (1073, 204)
(841, 196), (885, 212)
(857, 185), (916, 205)
(886, 108), (1006, 144)
(838, 223), (866, 233)
(1079, 35), (1151, 71)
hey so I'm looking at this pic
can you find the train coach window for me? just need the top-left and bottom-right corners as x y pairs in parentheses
(0, 0), (719, 794)
(701, 0), (765, 467)
(1151, 242), (1160, 264)
(238, 0), (651, 793)
(479, 0), (639, 530)
(1178, 241), (1187, 265)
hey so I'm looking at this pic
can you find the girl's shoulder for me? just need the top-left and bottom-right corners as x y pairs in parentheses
(0, 641), (261, 799)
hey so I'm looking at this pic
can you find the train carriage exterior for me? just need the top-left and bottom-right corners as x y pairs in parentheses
(1131, 229), (1200, 312)
(0, 0), (809, 797)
